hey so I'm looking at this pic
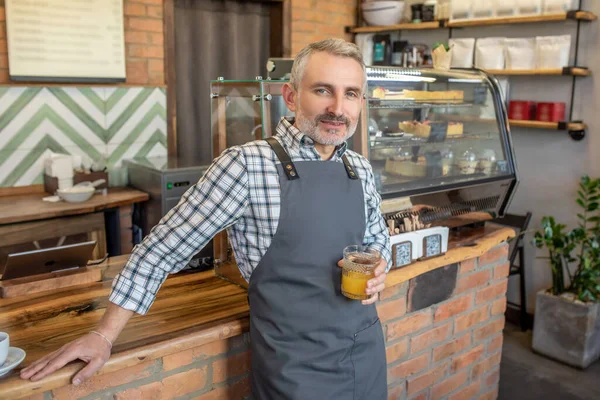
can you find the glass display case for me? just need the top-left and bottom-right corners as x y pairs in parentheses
(210, 67), (518, 226)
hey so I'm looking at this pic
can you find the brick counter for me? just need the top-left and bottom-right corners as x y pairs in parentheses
(2, 226), (513, 400)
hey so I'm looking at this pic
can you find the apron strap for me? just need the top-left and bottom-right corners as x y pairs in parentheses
(341, 155), (359, 180)
(265, 137), (299, 180)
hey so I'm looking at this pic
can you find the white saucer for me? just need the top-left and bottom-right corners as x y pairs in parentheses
(0, 347), (26, 377)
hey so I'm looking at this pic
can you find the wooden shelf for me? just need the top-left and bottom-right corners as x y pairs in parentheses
(348, 21), (441, 33)
(448, 11), (597, 27)
(509, 120), (586, 131)
(347, 11), (596, 33)
(486, 67), (591, 76)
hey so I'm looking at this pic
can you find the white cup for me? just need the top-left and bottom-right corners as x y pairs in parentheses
(0, 332), (8, 366)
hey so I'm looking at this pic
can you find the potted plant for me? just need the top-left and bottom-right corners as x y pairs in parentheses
(531, 175), (600, 369)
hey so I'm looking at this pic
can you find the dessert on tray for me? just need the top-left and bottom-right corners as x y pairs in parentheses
(372, 87), (464, 102)
(398, 120), (464, 139)
(385, 155), (427, 177)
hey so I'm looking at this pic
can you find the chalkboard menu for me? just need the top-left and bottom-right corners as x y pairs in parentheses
(6, 0), (126, 82)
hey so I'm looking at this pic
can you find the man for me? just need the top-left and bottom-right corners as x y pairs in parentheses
(21, 38), (392, 399)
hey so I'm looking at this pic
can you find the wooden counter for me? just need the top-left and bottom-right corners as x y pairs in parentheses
(0, 188), (149, 225)
(0, 225), (514, 399)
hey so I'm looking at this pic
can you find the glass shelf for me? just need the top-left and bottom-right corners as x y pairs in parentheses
(369, 131), (497, 149)
(368, 99), (477, 110)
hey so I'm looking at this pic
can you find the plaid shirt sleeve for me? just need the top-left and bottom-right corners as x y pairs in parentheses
(361, 162), (392, 272)
(109, 147), (249, 315)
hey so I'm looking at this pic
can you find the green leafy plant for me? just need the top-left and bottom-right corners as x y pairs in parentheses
(532, 176), (600, 302)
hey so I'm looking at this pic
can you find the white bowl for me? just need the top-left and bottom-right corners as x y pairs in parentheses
(362, 1), (405, 26)
(57, 186), (95, 203)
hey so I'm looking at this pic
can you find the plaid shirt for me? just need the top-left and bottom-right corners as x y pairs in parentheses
(110, 118), (391, 314)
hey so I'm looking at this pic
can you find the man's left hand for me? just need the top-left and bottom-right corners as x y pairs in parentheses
(337, 258), (387, 305)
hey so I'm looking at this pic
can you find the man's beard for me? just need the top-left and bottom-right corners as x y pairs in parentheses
(296, 112), (358, 146)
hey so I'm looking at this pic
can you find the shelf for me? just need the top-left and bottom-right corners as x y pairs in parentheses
(486, 67), (591, 76)
(348, 21), (441, 34)
(347, 11), (596, 33)
(370, 132), (497, 150)
(508, 120), (586, 131)
(369, 99), (475, 110)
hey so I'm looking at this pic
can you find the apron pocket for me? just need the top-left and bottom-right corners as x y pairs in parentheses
(351, 318), (387, 400)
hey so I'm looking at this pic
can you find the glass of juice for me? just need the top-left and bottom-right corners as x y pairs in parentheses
(341, 245), (381, 300)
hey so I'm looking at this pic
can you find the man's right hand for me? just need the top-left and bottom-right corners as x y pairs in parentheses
(20, 332), (112, 385)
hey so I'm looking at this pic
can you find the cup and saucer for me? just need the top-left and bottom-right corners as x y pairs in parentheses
(0, 332), (26, 378)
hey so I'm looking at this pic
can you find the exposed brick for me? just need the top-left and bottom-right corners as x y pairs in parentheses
(407, 362), (448, 395)
(196, 376), (251, 400)
(380, 282), (408, 301)
(150, 32), (165, 46)
(432, 370), (469, 399)
(455, 306), (489, 333)
(449, 381), (481, 400)
(131, 0), (163, 4)
(491, 297), (508, 316)
(456, 270), (492, 294)
(149, 59), (164, 73)
(407, 392), (428, 400)
(0, 24), (5, 39)
(162, 367), (208, 398)
(163, 336), (246, 372)
(478, 244), (508, 266)
(114, 381), (165, 400)
(434, 294), (473, 322)
(128, 17), (164, 32)
(125, 2), (146, 16)
(485, 368), (500, 387)
(387, 310), (433, 341)
(388, 383), (406, 400)
(126, 59), (149, 84)
(494, 262), (510, 279)
(125, 31), (149, 44)
(451, 344), (485, 372)
(212, 351), (251, 383)
(0, 38), (6, 53)
(149, 71), (165, 85)
(410, 322), (452, 354)
(386, 338), (409, 364)
(294, 21), (317, 32)
(481, 387), (499, 400)
(472, 351), (502, 380)
(147, 5), (164, 18)
(0, 53), (7, 69)
(377, 297), (407, 322)
(488, 334), (503, 353)
(474, 317), (505, 343)
(52, 359), (156, 399)
(128, 44), (164, 58)
(388, 353), (430, 383)
(433, 333), (471, 363)
(459, 258), (477, 274)
(0, 6), (5, 22)
(475, 280), (508, 304)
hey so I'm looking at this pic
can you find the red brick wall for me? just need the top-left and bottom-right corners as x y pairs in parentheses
(0, 0), (165, 85)
(291, 0), (358, 55)
(378, 243), (510, 400)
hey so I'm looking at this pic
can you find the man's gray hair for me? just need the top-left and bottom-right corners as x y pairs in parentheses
(289, 38), (366, 91)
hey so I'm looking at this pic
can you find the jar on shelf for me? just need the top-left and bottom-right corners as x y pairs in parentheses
(477, 149), (497, 175)
(441, 149), (454, 176)
(456, 149), (478, 175)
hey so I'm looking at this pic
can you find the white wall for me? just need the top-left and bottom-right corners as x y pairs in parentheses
(381, 0), (600, 311)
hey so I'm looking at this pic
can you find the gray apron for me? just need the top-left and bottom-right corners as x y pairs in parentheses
(247, 138), (387, 400)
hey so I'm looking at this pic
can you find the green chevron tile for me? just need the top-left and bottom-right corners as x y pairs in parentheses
(106, 89), (155, 141)
(0, 88), (42, 132)
(49, 88), (105, 141)
(105, 88), (129, 112)
(76, 88), (106, 114)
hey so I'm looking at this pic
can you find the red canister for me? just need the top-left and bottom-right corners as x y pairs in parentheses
(508, 101), (536, 120)
(536, 102), (566, 122)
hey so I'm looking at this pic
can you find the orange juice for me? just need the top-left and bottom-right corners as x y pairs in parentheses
(341, 253), (378, 300)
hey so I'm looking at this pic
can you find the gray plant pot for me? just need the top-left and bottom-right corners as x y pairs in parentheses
(532, 290), (600, 369)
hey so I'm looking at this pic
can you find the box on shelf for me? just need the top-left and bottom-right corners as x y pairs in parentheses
(509, 101), (537, 120)
(536, 102), (566, 122)
(389, 226), (449, 269)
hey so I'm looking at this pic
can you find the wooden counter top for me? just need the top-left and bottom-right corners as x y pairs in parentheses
(0, 225), (514, 398)
(0, 188), (149, 225)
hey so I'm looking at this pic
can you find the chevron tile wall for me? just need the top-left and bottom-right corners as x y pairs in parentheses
(0, 86), (167, 188)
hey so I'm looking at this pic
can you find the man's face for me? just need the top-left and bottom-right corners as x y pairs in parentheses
(284, 52), (365, 146)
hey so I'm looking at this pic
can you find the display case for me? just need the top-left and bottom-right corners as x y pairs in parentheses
(209, 67), (519, 283)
